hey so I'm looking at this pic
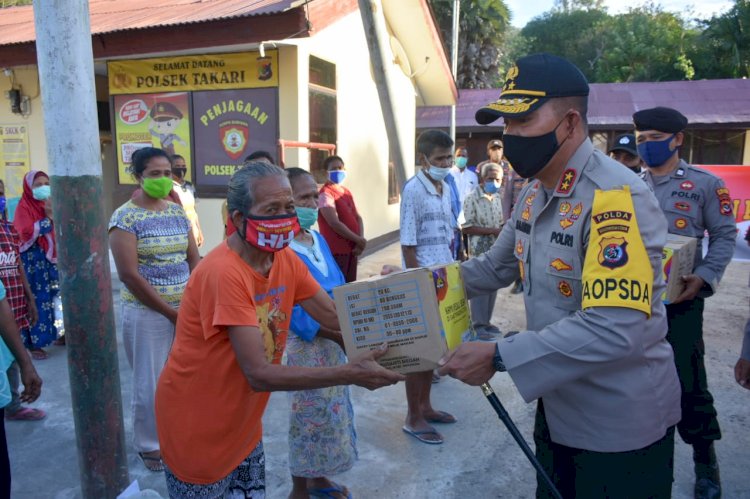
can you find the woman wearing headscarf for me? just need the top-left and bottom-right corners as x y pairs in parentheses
(13, 171), (58, 360)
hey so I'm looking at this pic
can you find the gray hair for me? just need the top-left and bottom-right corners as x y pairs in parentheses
(480, 161), (503, 179)
(227, 161), (288, 215)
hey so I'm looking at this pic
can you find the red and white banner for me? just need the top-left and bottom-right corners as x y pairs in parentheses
(698, 165), (750, 261)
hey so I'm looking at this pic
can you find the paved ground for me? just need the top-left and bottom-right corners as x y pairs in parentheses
(6, 242), (750, 498)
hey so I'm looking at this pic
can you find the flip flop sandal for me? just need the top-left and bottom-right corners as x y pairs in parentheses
(30, 349), (48, 360)
(308, 481), (352, 499)
(426, 410), (457, 424)
(402, 426), (443, 445)
(5, 407), (46, 421)
(138, 452), (165, 472)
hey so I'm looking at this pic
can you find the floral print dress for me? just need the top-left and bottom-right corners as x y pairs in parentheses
(286, 230), (357, 477)
(20, 218), (59, 349)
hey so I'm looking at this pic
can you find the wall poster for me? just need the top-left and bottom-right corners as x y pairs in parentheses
(192, 88), (279, 187)
(0, 124), (30, 219)
(113, 92), (192, 185)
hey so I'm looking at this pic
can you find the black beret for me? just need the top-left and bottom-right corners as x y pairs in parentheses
(633, 107), (687, 133)
(476, 53), (589, 125)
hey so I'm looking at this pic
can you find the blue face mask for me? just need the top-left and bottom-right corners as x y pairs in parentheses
(455, 156), (468, 169)
(32, 185), (51, 201)
(294, 206), (319, 230)
(484, 180), (501, 194)
(0, 196), (6, 215)
(427, 165), (451, 181)
(328, 170), (346, 184)
(637, 134), (677, 168)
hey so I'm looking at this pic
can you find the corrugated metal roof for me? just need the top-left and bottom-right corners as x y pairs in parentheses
(0, 0), (302, 46)
(417, 79), (750, 130)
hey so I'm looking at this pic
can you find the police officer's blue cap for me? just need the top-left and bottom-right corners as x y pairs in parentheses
(475, 53), (589, 125)
(633, 107), (687, 133)
(608, 134), (637, 156)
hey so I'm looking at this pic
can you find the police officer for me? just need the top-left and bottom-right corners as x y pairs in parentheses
(438, 53), (681, 498)
(607, 133), (643, 173)
(634, 107), (736, 499)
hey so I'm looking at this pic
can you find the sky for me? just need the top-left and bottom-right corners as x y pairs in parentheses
(507, 0), (735, 28)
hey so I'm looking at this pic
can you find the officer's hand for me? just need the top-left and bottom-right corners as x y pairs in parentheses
(735, 358), (750, 389)
(672, 274), (704, 304)
(438, 342), (497, 386)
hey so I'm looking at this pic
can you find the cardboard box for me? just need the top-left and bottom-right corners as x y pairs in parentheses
(661, 234), (698, 304)
(333, 262), (472, 374)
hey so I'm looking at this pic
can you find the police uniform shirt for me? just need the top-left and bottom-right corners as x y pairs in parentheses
(460, 138), (681, 453)
(640, 160), (737, 294)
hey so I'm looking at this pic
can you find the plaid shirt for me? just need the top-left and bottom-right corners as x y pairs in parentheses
(0, 222), (30, 330)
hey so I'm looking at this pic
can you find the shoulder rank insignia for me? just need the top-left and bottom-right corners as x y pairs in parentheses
(556, 169), (576, 195)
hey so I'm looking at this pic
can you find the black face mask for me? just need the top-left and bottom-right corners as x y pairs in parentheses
(173, 168), (187, 178)
(502, 115), (570, 179)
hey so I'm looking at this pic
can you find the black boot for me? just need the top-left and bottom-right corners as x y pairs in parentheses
(694, 442), (721, 499)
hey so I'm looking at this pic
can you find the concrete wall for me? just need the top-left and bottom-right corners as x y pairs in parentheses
(0, 66), (49, 187)
(0, 66), (116, 217)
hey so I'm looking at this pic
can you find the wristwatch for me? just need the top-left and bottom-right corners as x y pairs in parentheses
(493, 343), (506, 372)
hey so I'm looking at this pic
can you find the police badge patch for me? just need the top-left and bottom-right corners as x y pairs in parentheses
(598, 238), (629, 269)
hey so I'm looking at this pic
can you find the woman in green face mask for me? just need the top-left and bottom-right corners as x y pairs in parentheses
(108, 147), (200, 472)
(285, 167), (357, 499)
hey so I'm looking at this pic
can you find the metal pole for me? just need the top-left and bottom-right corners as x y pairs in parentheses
(449, 0), (460, 144)
(33, 1), (130, 497)
(481, 383), (564, 499)
(358, 0), (409, 190)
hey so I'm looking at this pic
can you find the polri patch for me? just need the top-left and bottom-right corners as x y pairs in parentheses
(716, 187), (733, 216)
(550, 258), (573, 272)
(558, 280), (573, 297)
(599, 237), (629, 269)
(521, 205), (531, 221)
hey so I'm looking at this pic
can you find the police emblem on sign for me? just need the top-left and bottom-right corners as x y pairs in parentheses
(598, 237), (629, 269)
(219, 119), (249, 160)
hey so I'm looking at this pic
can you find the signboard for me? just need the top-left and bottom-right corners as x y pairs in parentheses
(0, 124), (29, 199)
(192, 88), (279, 187)
(108, 51), (278, 95)
(699, 165), (750, 261)
(113, 92), (192, 185)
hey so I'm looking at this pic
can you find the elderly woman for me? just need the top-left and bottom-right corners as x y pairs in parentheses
(13, 171), (58, 359)
(462, 162), (504, 339)
(285, 167), (357, 499)
(155, 162), (401, 498)
(109, 147), (200, 471)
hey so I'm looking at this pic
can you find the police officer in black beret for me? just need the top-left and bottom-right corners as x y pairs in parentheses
(440, 53), (681, 499)
(607, 133), (643, 173)
(634, 106), (736, 499)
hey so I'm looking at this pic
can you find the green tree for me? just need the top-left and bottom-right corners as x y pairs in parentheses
(0, 0), (32, 7)
(594, 6), (697, 82)
(693, 0), (750, 78)
(430, 0), (511, 88)
(554, 0), (605, 12)
(497, 27), (533, 77)
(521, 9), (609, 82)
